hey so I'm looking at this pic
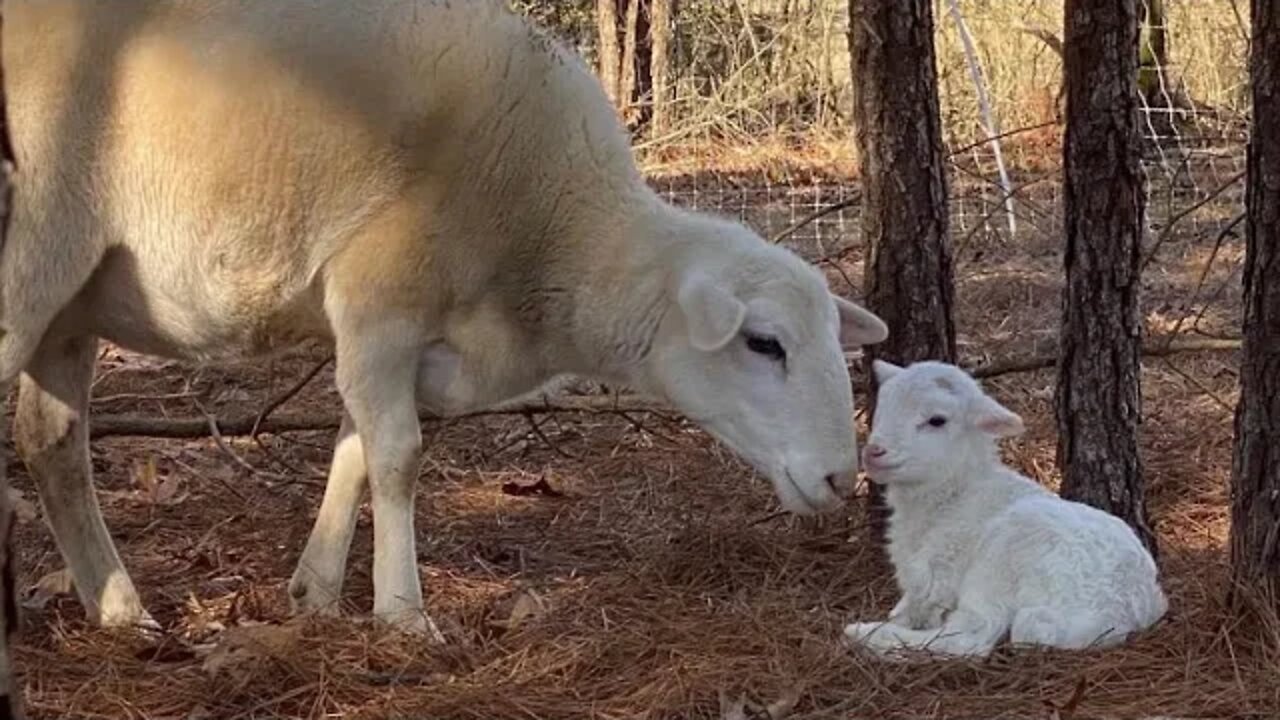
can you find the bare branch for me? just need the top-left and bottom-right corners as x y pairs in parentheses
(89, 339), (1241, 441)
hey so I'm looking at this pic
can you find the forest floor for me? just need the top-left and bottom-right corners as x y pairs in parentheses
(4, 153), (1273, 719)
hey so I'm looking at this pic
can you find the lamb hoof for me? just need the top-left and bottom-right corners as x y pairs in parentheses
(842, 621), (882, 647)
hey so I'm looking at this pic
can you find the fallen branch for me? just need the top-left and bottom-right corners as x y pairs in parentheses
(969, 337), (1240, 380)
(90, 395), (672, 439)
(88, 339), (1241, 440)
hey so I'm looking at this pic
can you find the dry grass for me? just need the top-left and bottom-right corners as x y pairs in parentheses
(2, 160), (1271, 718)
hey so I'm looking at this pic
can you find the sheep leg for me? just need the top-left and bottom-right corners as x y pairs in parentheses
(844, 607), (1005, 660)
(332, 332), (443, 642)
(14, 334), (155, 630)
(288, 411), (366, 616)
(889, 593), (947, 630)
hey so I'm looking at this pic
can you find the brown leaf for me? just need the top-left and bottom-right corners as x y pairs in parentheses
(500, 476), (563, 498)
(152, 474), (187, 506)
(201, 622), (304, 681)
(487, 588), (549, 631)
(763, 686), (803, 719)
(22, 568), (74, 610)
(719, 691), (749, 720)
(133, 456), (159, 494)
(6, 488), (38, 523)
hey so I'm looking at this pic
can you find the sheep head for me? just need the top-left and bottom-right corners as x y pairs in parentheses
(860, 360), (1025, 487)
(641, 215), (888, 515)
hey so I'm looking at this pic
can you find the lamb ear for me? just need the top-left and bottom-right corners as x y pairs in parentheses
(677, 272), (747, 352)
(871, 359), (904, 385)
(833, 295), (889, 349)
(969, 393), (1025, 438)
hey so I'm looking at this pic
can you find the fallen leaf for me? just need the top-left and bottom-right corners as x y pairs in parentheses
(487, 588), (549, 631)
(22, 568), (74, 610)
(133, 455), (159, 494)
(500, 476), (563, 498)
(717, 686), (802, 720)
(719, 691), (748, 720)
(763, 686), (803, 719)
(6, 488), (38, 523)
(152, 474), (187, 506)
(201, 622), (304, 681)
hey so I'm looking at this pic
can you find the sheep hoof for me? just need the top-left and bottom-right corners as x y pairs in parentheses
(375, 608), (447, 645)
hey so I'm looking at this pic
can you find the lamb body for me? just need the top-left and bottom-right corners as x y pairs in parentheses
(0, 0), (888, 635)
(844, 360), (1167, 659)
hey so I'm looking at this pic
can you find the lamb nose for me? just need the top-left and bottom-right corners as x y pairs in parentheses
(864, 443), (887, 457)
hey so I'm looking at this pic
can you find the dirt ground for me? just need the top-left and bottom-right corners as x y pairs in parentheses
(3, 165), (1274, 719)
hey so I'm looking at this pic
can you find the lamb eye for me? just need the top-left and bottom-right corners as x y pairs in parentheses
(745, 334), (786, 361)
(927, 416), (948, 428)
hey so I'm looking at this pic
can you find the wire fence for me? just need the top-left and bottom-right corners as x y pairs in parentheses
(518, 0), (1252, 306)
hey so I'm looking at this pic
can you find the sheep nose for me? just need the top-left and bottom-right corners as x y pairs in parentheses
(864, 443), (887, 458)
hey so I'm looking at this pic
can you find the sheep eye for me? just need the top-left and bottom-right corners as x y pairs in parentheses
(745, 334), (786, 362)
(927, 415), (948, 428)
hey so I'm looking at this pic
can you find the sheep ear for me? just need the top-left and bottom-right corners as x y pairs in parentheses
(677, 272), (746, 352)
(833, 295), (889, 349)
(872, 359), (904, 385)
(970, 393), (1025, 438)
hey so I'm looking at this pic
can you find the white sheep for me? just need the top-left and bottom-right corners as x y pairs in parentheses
(842, 360), (1167, 659)
(0, 0), (888, 638)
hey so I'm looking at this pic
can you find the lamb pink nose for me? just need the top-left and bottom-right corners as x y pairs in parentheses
(862, 444), (887, 468)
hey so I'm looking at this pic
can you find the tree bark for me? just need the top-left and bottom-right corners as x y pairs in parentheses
(619, 0), (641, 119)
(848, 0), (956, 546)
(649, 0), (675, 135)
(1055, 0), (1158, 558)
(596, 0), (623, 106)
(1229, 0), (1280, 598)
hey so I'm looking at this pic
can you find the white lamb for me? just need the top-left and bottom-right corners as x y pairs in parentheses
(842, 360), (1167, 659)
(0, 0), (888, 638)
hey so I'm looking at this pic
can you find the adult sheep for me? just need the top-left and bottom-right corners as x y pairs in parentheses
(0, 0), (888, 637)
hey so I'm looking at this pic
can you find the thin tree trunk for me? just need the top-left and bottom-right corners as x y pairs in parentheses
(620, 0), (641, 121)
(649, 0), (675, 135)
(597, 0), (623, 107)
(1229, 0), (1280, 598)
(1055, 0), (1158, 558)
(848, 0), (957, 547)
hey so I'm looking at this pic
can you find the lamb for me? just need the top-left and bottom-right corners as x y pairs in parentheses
(842, 360), (1167, 659)
(0, 0), (889, 638)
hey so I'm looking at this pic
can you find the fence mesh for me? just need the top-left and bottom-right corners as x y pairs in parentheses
(518, 0), (1251, 317)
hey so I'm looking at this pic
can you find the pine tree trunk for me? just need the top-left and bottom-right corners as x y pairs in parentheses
(649, 0), (675, 136)
(596, 0), (623, 107)
(1055, 0), (1158, 558)
(619, 0), (640, 120)
(847, 0), (956, 545)
(1229, 0), (1280, 597)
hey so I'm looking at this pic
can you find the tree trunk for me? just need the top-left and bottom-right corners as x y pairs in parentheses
(649, 0), (675, 136)
(619, 0), (641, 120)
(1055, 0), (1158, 558)
(848, 0), (957, 546)
(1138, 0), (1168, 105)
(596, 0), (623, 106)
(1229, 0), (1280, 598)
